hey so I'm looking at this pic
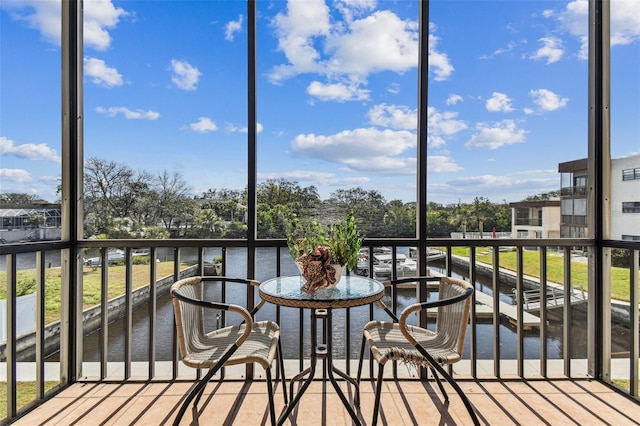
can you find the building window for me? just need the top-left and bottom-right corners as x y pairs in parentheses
(622, 167), (640, 181)
(622, 202), (640, 213)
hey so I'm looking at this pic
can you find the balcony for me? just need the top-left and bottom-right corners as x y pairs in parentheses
(2, 239), (638, 424)
(12, 377), (639, 425)
(514, 218), (542, 226)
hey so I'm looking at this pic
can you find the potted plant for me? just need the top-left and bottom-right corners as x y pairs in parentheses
(286, 212), (363, 292)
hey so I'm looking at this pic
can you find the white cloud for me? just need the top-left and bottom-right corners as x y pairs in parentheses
(368, 104), (416, 130)
(83, 0), (129, 50)
(427, 107), (467, 147)
(367, 104), (467, 148)
(530, 36), (564, 64)
(529, 89), (569, 111)
(84, 57), (123, 87)
(427, 155), (463, 173)
(307, 81), (370, 102)
(0, 168), (32, 183)
(96, 106), (160, 120)
(387, 83), (400, 94)
(446, 94), (463, 105)
(334, 0), (377, 23)
(188, 117), (217, 133)
(428, 30), (454, 81)
(445, 169), (558, 197)
(291, 127), (416, 173)
(269, 0), (331, 82)
(554, 0), (640, 60)
(268, 3), (452, 93)
(486, 92), (515, 112)
(170, 59), (202, 91)
(225, 15), (243, 41)
(324, 11), (420, 76)
(465, 119), (527, 150)
(0, 136), (61, 163)
(481, 41), (518, 59)
(0, 0), (128, 51)
(226, 123), (264, 134)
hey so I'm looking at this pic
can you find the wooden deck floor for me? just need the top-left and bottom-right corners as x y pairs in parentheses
(12, 378), (639, 425)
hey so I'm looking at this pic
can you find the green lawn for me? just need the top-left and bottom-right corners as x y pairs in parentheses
(448, 247), (633, 302)
(0, 381), (59, 419)
(0, 262), (184, 325)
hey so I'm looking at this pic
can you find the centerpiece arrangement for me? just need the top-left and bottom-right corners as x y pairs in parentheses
(286, 212), (362, 293)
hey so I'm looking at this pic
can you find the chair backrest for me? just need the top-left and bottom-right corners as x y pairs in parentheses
(435, 277), (474, 357)
(171, 276), (207, 359)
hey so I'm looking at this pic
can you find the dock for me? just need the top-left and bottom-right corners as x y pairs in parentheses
(397, 275), (543, 329)
(473, 290), (542, 329)
(421, 287), (542, 329)
(513, 285), (588, 312)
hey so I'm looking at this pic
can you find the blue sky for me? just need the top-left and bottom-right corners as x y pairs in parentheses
(1, 0), (639, 205)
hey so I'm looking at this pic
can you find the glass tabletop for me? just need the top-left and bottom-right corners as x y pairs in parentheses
(259, 275), (385, 309)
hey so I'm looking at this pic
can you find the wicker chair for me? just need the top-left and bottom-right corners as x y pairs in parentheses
(356, 276), (479, 426)
(171, 276), (287, 425)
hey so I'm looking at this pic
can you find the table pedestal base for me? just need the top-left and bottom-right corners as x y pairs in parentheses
(277, 308), (361, 425)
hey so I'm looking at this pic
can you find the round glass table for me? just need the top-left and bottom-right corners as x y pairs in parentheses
(259, 275), (385, 425)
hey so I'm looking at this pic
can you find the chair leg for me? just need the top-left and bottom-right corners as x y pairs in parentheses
(429, 361), (480, 426)
(429, 366), (449, 402)
(266, 367), (277, 426)
(356, 334), (366, 385)
(173, 364), (220, 426)
(372, 362), (385, 426)
(193, 370), (211, 407)
(277, 340), (288, 404)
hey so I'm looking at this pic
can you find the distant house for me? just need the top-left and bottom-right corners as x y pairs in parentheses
(509, 153), (640, 241)
(509, 200), (561, 239)
(0, 204), (62, 242)
(0, 204), (62, 230)
(558, 154), (640, 241)
(612, 155), (640, 241)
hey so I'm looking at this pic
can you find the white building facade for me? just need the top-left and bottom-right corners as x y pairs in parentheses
(610, 154), (640, 241)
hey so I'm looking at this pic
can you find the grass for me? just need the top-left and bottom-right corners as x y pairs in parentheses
(0, 262), (184, 325)
(448, 247), (634, 302)
(0, 381), (59, 419)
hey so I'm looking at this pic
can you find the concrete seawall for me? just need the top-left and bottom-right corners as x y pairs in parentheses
(1, 265), (200, 361)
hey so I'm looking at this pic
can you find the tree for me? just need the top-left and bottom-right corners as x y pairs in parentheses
(524, 191), (560, 201)
(328, 188), (387, 237)
(27, 212), (47, 227)
(84, 158), (154, 235)
(0, 193), (49, 205)
(154, 170), (192, 231)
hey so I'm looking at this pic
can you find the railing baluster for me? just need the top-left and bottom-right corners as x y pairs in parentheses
(148, 247), (157, 379)
(540, 246), (548, 378)
(124, 248), (133, 380)
(516, 246), (524, 378)
(100, 248), (108, 379)
(630, 249), (638, 397)
(6, 254), (17, 418)
(493, 248), (501, 378)
(36, 251), (45, 399)
(469, 246), (477, 379)
(563, 246), (572, 376)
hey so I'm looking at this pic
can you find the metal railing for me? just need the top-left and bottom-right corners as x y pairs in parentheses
(1, 237), (639, 422)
